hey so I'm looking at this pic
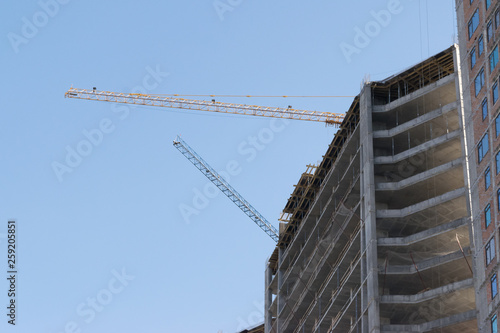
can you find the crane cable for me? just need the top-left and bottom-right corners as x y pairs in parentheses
(149, 94), (356, 98)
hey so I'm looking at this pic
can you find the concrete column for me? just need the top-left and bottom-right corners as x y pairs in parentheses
(359, 83), (381, 333)
(454, 7), (484, 327)
(265, 263), (273, 333)
(276, 247), (284, 333)
(360, 213), (368, 333)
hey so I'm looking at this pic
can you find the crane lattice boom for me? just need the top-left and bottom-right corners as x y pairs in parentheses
(65, 88), (344, 125)
(173, 136), (279, 242)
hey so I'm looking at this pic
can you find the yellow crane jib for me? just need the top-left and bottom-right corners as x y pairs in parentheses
(65, 88), (345, 125)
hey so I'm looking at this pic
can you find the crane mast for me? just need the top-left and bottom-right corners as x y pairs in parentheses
(173, 136), (279, 242)
(65, 88), (344, 125)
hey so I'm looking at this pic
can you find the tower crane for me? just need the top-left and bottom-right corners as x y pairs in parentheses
(64, 88), (345, 125)
(173, 136), (279, 242)
(64, 87), (348, 241)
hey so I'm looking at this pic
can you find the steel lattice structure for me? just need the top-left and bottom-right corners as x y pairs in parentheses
(65, 87), (344, 125)
(173, 136), (279, 242)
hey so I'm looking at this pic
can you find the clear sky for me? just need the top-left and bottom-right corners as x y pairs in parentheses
(1, 1), (456, 332)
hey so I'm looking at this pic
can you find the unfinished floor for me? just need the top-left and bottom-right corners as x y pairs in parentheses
(264, 45), (477, 333)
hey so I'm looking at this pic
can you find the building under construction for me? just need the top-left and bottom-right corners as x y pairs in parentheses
(63, 44), (482, 333)
(263, 45), (478, 333)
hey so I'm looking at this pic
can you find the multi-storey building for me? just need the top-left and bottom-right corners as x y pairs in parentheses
(237, 323), (265, 333)
(456, 0), (500, 332)
(263, 46), (478, 332)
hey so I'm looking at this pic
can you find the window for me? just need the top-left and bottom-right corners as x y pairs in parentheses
(486, 167), (492, 189)
(488, 20), (494, 41)
(486, 204), (492, 227)
(490, 46), (499, 72)
(469, 9), (480, 39)
(479, 133), (490, 163)
(480, 35), (485, 55)
(498, 188), (500, 209)
(486, 237), (496, 265)
(487, 0), (492, 10)
(493, 314), (498, 333)
(496, 114), (500, 136)
(496, 9), (500, 28)
(492, 274), (498, 299)
(483, 98), (489, 119)
(476, 68), (485, 96)
(471, 47), (477, 69)
(497, 151), (500, 173)
(495, 82), (499, 104)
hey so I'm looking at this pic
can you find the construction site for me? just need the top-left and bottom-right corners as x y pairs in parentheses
(63, 45), (482, 333)
(67, 44), (482, 332)
(8, 0), (500, 332)
(262, 45), (478, 332)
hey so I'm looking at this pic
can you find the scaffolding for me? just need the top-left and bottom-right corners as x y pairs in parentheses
(264, 46), (477, 333)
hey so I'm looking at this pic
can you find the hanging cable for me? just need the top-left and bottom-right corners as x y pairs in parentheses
(150, 94), (356, 98)
(410, 251), (427, 291)
(456, 233), (473, 274)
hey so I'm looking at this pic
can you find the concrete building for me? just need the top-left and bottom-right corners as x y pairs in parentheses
(456, 0), (500, 332)
(237, 323), (265, 333)
(263, 46), (478, 332)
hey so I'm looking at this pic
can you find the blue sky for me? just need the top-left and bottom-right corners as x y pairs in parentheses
(1, 1), (456, 332)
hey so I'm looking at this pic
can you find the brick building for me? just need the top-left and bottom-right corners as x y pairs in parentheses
(456, 0), (500, 332)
